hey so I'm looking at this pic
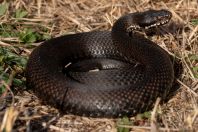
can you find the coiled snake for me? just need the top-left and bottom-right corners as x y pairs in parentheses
(26, 9), (174, 117)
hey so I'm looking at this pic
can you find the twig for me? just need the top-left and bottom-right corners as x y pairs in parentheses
(0, 106), (19, 132)
(177, 79), (198, 97)
(151, 97), (161, 132)
(0, 41), (11, 46)
(116, 124), (179, 131)
(42, 123), (66, 132)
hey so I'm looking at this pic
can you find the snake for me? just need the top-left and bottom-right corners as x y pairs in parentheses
(26, 9), (174, 117)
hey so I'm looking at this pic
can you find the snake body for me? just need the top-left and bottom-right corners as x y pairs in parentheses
(26, 9), (174, 117)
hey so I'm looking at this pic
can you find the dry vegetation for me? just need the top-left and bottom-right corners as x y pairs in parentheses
(0, 0), (198, 131)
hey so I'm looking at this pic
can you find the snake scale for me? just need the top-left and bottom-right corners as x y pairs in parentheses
(26, 9), (174, 117)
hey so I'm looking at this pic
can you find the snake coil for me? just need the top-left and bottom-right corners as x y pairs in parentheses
(26, 9), (174, 117)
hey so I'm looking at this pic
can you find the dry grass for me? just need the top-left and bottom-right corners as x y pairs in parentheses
(0, 0), (198, 131)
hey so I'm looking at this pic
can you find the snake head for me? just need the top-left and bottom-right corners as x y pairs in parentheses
(136, 9), (172, 29)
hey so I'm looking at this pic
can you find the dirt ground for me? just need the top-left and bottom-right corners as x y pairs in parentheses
(0, 0), (197, 131)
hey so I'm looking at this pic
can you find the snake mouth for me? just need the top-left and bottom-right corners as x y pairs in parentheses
(126, 19), (170, 32)
(144, 19), (170, 29)
(133, 9), (172, 30)
(145, 11), (172, 29)
(127, 13), (172, 32)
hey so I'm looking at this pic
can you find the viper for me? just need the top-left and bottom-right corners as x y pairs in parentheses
(26, 9), (174, 117)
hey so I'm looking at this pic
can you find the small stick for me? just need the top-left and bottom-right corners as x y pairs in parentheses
(151, 97), (161, 132)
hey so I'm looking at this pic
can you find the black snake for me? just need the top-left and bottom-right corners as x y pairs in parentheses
(26, 9), (174, 117)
